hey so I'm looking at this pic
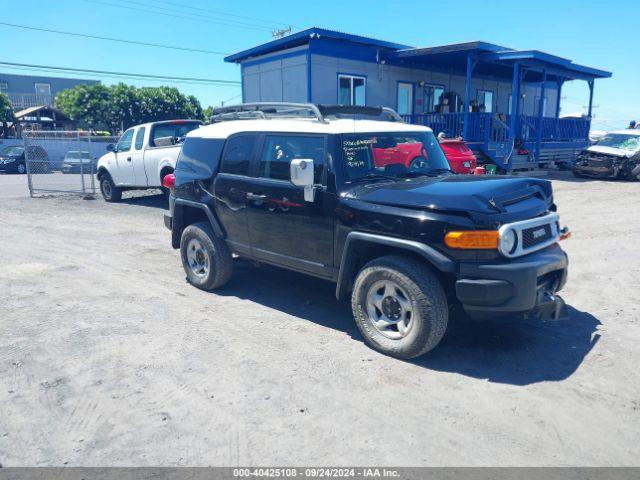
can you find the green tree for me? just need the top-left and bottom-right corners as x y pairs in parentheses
(55, 84), (115, 133)
(203, 105), (215, 124)
(0, 92), (15, 138)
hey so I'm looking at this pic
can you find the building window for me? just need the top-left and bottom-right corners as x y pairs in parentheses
(34, 83), (51, 96)
(0, 82), (8, 93)
(476, 90), (494, 113)
(423, 84), (445, 113)
(534, 96), (547, 117)
(338, 74), (366, 106)
(397, 82), (413, 115)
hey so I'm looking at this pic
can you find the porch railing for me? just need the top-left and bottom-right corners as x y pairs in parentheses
(7, 93), (53, 109)
(403, 112), (590, 144)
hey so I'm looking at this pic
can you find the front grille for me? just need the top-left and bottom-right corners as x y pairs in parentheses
(587, 156), (613, 167)
(522, 224), (552, 249)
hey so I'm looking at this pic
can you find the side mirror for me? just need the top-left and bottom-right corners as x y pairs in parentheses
(106, 143), (116, 152)
(290, 158), (315, 202)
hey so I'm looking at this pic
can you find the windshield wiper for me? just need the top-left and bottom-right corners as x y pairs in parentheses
(349, 173), (398, 183)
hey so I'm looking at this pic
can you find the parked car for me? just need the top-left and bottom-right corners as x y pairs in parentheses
(572, 129), (640, 180)
(163, 103), (570, 359)
(96, 119), (202, 201)
(438, 138), (477, 174)
(370, 135), (476, 174)
(0, 145), (50, 174)
(61, 151), (96, 174)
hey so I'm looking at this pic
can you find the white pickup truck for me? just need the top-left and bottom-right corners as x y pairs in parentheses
(96, 119), (202, 202)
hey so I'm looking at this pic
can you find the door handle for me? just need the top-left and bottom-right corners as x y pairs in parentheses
(126, 157), (132, 162)
(246, 192), (266, 201)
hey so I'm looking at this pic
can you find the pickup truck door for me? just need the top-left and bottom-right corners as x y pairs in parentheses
(129, 126), (148, 186)
(113, 128), (136, 185)
(243, 134), (333, 275)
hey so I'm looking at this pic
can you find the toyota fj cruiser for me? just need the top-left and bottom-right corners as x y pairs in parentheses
(163, 103), (570, 359)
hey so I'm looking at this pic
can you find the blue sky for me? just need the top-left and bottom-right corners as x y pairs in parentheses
(1, 0), (637, 129)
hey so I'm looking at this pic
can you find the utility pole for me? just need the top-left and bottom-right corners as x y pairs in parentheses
(272, 27), (291, 39)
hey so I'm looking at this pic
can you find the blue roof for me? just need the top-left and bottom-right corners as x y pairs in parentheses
(225, 28), (611, 81)
(224, 27), (411, 63)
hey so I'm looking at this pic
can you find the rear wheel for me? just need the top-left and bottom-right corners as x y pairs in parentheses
(16, 163), (26, 174)
(180, 222), (233, 291)
(99, 174), (122, 202)
(351, 255), (448, 359)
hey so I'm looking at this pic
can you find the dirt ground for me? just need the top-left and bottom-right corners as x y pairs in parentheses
(0, 171), (638, 466)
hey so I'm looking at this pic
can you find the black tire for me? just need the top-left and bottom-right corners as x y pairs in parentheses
(180, 221), (233, 291)
(16, 162), (26, 174)
(351, 255), (448, 359)
(99, 174), (122, 202)
(409, 156), (428, 170)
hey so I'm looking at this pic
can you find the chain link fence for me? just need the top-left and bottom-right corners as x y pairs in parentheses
(23, 131), (119, 197)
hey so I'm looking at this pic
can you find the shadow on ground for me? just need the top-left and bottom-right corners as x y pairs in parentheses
(119, 192), (168, 209)
(217, 260), (601, 386)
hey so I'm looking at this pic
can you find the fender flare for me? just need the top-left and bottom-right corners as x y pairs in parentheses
(335, 231), (456, 300)
(172, 198), (225, 248)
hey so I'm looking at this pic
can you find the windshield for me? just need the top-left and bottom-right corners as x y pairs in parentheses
(595, 134), (640, 153)
(341, 131), (451, 181)
(1, 146), (24, 156)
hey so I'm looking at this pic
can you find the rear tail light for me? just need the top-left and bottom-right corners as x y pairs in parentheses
(162, 173), (175, 190)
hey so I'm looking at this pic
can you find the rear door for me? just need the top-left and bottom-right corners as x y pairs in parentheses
(244, 133), (333, 275)
(113, 128), (136, 185)
(212, 133), (259, 256)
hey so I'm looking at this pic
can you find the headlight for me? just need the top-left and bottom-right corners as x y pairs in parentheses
(499, 228), (518, 255)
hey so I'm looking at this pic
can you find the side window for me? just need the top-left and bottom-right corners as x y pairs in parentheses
(259, 135), (325, 183)
(117, 129), (135, 152)
(134, 127), (145, 150)
(220, 134), (256, 176)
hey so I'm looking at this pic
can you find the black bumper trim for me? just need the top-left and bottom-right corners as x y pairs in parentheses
(163, 212), (172, 230)
(456, 243), (568, 317)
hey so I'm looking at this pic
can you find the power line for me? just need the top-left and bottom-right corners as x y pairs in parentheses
(82, 0), (273, 32)
(0, 61), (241, 86)
(149, 0), (298, 28)
(0, 22), (229, 55)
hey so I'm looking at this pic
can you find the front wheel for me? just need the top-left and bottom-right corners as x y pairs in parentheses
(409, 156), (429, 170)
(99, 174), (122, 202)
(351, 255), (448, 359)
(180, 222), (233, 291)
(16, 163), (26, 174)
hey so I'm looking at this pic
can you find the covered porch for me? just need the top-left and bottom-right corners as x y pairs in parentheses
(384, 42), (611, 169)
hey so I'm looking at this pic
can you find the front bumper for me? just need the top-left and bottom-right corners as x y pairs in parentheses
(572, 163), (617, 178)
(455, 243), (568, 320)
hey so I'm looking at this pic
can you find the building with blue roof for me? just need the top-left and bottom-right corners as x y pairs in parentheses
(225, 27), (611, 170)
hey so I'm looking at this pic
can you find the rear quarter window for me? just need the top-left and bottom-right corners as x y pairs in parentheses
(175, 137), (225, 181)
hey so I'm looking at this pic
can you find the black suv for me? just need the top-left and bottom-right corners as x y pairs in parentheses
(163, 103), (569, 359)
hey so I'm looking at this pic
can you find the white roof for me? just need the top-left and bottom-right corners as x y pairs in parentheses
(188, 118), (432, 139)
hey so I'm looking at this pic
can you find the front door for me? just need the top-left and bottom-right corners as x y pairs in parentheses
(113, 128), (136, 185)
(397, 82), (414, 116)
(244, 134), (333, 276)
(130, 126), (147, 185)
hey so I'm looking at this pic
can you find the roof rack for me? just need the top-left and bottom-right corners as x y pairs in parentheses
(210, 102), (404, 124)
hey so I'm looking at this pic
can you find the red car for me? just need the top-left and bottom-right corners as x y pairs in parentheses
(438, 139), (477, 174)
(371, 137), (477, 174)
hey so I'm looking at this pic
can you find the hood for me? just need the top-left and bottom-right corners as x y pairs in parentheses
(342, 175), (553, 224)
(586, 145), (635, 158)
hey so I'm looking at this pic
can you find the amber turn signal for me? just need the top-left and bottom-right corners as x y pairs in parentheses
(444, 230), (500, 249)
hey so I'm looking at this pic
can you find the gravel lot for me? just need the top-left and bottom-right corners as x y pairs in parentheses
(0, 172), (638, 466)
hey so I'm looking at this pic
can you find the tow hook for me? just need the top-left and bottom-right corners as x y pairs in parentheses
(528, 291), (567, 322)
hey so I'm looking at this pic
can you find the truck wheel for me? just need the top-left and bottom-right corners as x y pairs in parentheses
(180, 222), (233, 291)
(351, 255), (448, 359)
(100, 174), (122, 202)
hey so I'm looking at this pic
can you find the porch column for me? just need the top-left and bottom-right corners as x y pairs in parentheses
(587, 80), (594, 118)
(535, 70), (547, 161)
(462, 54), (474, 139)
(508, 62), (520, 169)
